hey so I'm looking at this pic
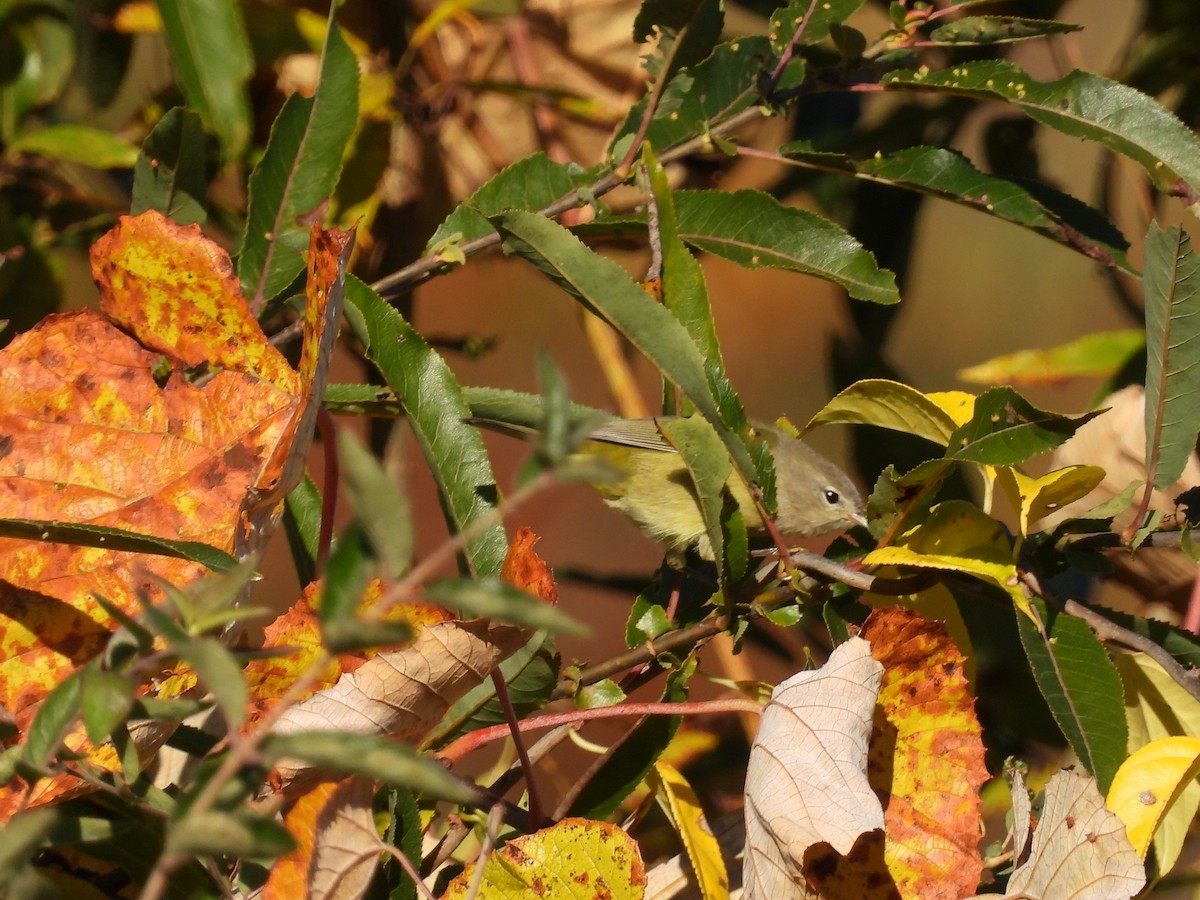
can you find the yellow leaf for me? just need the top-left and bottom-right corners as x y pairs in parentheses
(997, 465), (1106, 536)
(649, 762), (729, 900)
(863, 577), (975, 685)
(1111, 653), (1200, 874)
(863, 501), (1030, 617)
(1106, 736), (1200, 859)
(442, 817), (646, 899)
(805, 379), (958, 446)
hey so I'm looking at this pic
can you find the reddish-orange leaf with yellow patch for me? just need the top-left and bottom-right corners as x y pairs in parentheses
(502, 526), (558, 604)
(0, 211), (351, 818)
(861, 606), (988, 900)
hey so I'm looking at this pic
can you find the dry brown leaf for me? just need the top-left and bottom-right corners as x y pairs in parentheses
(270, 617), (527, 786)
(974, 769), (1145, 899)
(742, 636), (885, 899)
(264, 777), (378, 900)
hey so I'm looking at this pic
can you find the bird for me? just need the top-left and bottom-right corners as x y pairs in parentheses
(474, 415), (867, 561)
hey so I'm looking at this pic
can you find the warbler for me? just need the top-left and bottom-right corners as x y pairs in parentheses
(477, 415), (866, 560)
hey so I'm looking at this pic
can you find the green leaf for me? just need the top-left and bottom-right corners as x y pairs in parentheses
(884, 61), (1200, 208)
(344, 278), (508, 577)
(283, 476), (322, 587)
(0, 809), (56, 883)
(423, 152), (601, 253)
(946, 387), (1100, 466)
(626, 596), (672, 646)
(320, 521), (374, 623)
(958, 330), (1145, 386)
(424, 578), (587, 636)
(567, 671), (687, 819)
(807, 378), (959, 447)
(577, 679), (627, 709)
(634, 0), (723, 82)
(1015, 597), (1127, 793)
(424, 633), (559, 748)
(927, 16), (1082, 46)
(155, 0), (253, 159)
(132, 107), (209, 226)
(130, 697), (212, 722)
(644, 144), (745, 428)
(779, 143), (1133, 273)
(610, 37), (770, 158)
(659, 416), (735, 583)
(0, 519), (236, 571)
(338, 432), (412, 578)
(264, 732), (481, 806)
(492, 210), (757, 483)
(1143, 223), (1200, 490)
(322, 382), (406, 416)
(175, 638), (247, 731)
(8, 124), (138, 168)
(670, 190), (899, 305)
(80, 668), (133, 745)
(167, 810), (294, 859)
(23, 674), (82, 769)
(462, 387), (607, 433)
(1088, 608), (1200, 670)
(535, 350), (572, 466)
(767, 0), (867, 55)
(238, 18), (359, 308)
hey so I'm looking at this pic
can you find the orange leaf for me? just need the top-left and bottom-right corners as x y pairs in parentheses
(265, 777), (378, 900)
(502, 526), (558, 604)
(0, 211), (351, 818)
(861, 606), (988, 899)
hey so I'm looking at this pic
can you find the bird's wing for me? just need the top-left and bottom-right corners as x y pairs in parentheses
(587, 418), (678, 452)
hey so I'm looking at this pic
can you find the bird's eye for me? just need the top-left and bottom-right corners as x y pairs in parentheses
(823, 489), (839, 505)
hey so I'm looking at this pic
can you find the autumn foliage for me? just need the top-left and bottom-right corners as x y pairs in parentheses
(2, 2), (1200, 899)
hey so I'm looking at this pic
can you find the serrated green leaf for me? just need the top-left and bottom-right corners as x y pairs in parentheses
(156, 0), (252, 159)
(946, 387), (1099, 465)
(265, 732), (480, 806)
(344, 277), (508, 577)
(424, 633), (559, 748)
(463, 387), (607, 433)
(1015, 596), (1127, 793)
(321, 382), (405, 416)
(338, 432), (412, 578)
(928, 16), (1082, 46)
(1143, 223), (1200, 490)
(492, 210), (758, 485)
(8, 124), (138, 168)
(670, 190), (899, 305)
(634, 0), (723, 83)
(422, 152), (600, 253)
(239, 18), (359, 307)
(0, 519), (236, 571)
(644, 144), (745, 428)
(609, 37), (770, 158)
(884, 61), (1200, 208)
(767, 0), (867, 55)
(425, 578), (586, 636)
(626, 596), (672, 646)
(659, 416), (736, 583)
(132, 107), (209, 226)
(780, 143), (1133, 273)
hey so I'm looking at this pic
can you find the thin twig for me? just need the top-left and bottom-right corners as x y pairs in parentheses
(490, 670), (544, 825)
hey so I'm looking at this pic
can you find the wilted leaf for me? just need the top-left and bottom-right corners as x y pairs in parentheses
(861, 607), (988, 898)
(743, 636), (885, 898)
(269, 617), (528, 783)
(264, 777), (377, 900)
(442, 817), (647, 899)
(998, 770), (1145, 898)
(501, 526), (559, 605)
